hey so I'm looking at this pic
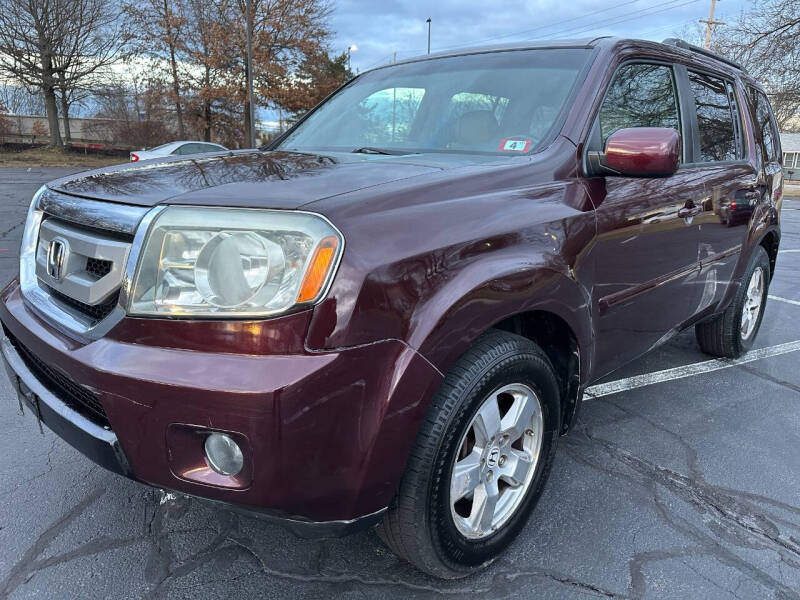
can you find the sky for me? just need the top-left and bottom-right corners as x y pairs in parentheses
(329, 0), (753, 74)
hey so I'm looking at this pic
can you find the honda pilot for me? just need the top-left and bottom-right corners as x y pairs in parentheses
(0, 37), (783, 578)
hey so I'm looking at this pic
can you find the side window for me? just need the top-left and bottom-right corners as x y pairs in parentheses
(687, 71), (742, 162)
(182, 143), (208, 155)
(599, 63), (681, 145)
(753, 90), (779, 162)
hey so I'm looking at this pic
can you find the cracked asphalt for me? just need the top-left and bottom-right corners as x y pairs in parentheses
(0, 167), (799, 599)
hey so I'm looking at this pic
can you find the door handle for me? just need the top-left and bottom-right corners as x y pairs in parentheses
(678, 205), (702, 218)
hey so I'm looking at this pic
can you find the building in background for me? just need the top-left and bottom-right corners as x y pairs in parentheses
(782, 132), (800, 182)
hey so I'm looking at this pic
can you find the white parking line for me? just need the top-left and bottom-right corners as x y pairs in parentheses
(584, 339), (800, 399)
(779, 249), (800, 254)
(769, 295), (800, 307)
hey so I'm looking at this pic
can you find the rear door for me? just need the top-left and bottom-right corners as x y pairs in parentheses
(679, 69), (760, 312)
(582, 61), (706, 377)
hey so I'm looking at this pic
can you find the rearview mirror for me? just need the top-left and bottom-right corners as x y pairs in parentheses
(587, 127), (680, 178)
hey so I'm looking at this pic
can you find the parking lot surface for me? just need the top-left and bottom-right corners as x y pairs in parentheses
(0, 167), (798, 599)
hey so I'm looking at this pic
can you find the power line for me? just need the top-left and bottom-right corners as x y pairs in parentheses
(358, 0), (701, 72)
(539, 0), (701, 39)
(636, 16), (698, 39)
(434, 0), (645, 52)
(362, 0), (677, 69)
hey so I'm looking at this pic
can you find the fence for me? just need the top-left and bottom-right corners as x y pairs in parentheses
(0, 114), (120, 148)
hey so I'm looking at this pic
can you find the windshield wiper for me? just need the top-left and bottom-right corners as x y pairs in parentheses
(352, 146), (413, 155)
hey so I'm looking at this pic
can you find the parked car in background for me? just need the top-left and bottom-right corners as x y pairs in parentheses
(130, 141), (228, 162)
(1, 37), (783, 579)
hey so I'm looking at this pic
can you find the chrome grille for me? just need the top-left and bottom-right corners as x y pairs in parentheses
(36, 218), (130, 309)
(20, 189), (151, 338)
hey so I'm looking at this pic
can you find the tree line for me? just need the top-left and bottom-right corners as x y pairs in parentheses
(711, 0), (800, 132)
(0, 0), (350, 148)
(2, 0), (799, 151)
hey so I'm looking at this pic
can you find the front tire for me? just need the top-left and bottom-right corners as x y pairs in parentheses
(695, 245), (770, 358)
(377, 330), (561, 578)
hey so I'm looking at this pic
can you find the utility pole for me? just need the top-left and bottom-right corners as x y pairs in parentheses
(245, 0), (256, 147)
(699, 0), (725, 50)
(426, 17), (431, 54)
(347, 45), (357, 72)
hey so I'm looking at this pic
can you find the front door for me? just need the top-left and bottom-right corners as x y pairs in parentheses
(580, 61), (705, 378)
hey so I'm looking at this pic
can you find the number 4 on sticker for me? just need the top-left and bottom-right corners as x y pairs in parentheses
(498, 138), (531, 152)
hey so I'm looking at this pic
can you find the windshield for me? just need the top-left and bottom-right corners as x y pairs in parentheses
(278, 48), (591, 156)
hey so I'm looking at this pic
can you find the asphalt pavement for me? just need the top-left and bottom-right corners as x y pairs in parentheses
(0, 167), (798, 599)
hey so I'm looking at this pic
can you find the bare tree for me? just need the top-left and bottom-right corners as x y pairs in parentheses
(0, 1), (66, 144)
(0, 0), (127, 146)
(51, 0), (128, 143)
(222, 0), (332, 146)
(184, 0), (227, 142)
(0, 84), (45, 115)
(713, 0), (800, 130)
(125, 0), (188, 138)
(0, 106), (12, 143)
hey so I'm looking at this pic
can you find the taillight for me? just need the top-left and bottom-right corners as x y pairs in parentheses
(131, 153), (139, 162)
(730, 200), (737, 211)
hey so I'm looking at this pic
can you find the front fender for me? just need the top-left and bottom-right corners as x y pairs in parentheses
(409, 263), (594, 380)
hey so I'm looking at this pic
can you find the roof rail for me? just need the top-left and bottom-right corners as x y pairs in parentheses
(662, 38), (745, 72)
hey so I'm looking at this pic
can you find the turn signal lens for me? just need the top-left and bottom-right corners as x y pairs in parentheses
(297, 236), (339, 303)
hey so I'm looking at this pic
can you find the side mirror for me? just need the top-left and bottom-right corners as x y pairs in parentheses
(587, 127), (680, 178)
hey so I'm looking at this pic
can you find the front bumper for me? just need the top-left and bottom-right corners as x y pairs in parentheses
(2, 331), (131, 476)
(0, 279), (443, 535)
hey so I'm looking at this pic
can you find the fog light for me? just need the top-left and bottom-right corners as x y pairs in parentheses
(204, 433), (244, 476)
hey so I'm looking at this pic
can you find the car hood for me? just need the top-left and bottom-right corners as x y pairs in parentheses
(47, 150), (447, 209)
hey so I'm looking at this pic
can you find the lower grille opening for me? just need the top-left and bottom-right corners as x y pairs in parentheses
(4, 328), (110, 428)
(46, 286), (120, 323)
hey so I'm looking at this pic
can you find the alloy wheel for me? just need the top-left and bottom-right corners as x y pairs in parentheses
(450, 383), (544, 539)
(741, 266), (765, 341)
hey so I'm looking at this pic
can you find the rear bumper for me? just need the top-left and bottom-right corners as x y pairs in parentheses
(0, 279), (443, 532)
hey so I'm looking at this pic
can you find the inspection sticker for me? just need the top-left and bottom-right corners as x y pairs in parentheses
(498, 138), (532, 152)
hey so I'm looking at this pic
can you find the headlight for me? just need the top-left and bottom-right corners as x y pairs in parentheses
(128, 207), (343, 317)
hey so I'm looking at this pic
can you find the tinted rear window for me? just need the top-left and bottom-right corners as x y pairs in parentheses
(687, 71), (742, 162)
(751, 89), (780, 162)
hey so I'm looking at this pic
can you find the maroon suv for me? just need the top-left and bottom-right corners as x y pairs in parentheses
(0, 37), (783, 578)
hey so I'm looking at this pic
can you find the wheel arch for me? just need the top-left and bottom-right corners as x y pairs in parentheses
(493, 310), (583, 433)
(758, 228), (780, 281)
(412, 268), (593, 434)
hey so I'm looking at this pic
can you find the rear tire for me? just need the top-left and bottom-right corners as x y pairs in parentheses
(695, 246), (770, 358)
(376, 330), (561, 578)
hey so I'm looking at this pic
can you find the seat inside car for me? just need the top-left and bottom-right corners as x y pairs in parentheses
(449, 110), (500, 148)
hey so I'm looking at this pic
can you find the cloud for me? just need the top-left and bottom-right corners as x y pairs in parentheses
(329, 0), (750, 73)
